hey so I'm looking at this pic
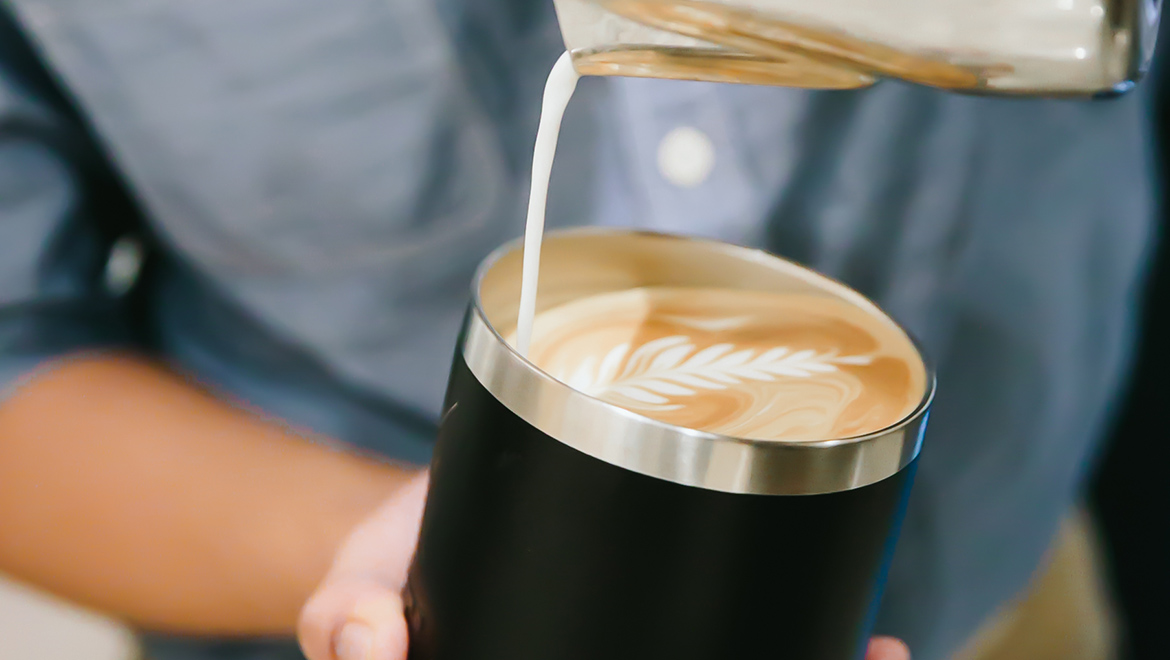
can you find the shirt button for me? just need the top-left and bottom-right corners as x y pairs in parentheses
(104, 235), (145, 297)
(657, 126), (715, 188)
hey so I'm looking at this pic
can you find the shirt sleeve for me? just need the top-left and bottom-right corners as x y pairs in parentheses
(0, 12), (141, 392)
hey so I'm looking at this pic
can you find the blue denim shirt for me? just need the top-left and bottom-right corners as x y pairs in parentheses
(0, 2), (1157, 659)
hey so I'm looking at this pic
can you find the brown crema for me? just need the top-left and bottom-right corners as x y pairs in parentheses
(510, 286), (926, 441)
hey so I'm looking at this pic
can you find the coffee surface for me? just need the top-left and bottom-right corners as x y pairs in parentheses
(512, 286), (926, 441)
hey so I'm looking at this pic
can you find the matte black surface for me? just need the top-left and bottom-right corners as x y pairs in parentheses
(406, 355), (916, 660)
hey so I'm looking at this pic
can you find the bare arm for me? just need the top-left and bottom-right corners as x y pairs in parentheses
(0, 20), (417, 637)
(0, 353), (416, 636)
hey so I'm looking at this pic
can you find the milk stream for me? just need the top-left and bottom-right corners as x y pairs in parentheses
(515, 51), (580, 357)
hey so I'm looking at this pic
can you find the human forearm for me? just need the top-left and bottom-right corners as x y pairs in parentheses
(0, 353), (414, 636)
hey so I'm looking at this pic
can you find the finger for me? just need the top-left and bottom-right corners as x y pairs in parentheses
(328, 472), (430, 587)
(867, 636), (911, 660)
(299, 579), (409, 660)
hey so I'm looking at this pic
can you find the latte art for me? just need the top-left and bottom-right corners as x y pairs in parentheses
(511, 287), (926, 441)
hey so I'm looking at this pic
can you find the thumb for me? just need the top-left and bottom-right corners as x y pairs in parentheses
(299, 472), (428, 660)
(298, 579), (410, 660)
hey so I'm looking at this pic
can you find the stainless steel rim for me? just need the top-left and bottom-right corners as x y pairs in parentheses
(461, 228), (936, 495)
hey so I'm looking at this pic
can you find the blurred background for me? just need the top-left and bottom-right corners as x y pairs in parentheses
(1084, 48), (1170, 659)
(2, 9), (1168, 660)
(0, 574), (135, 660)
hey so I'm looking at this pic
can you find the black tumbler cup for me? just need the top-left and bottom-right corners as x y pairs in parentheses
(405, 229), (934, 660)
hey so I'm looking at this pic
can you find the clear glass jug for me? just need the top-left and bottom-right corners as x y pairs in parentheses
(553, 0), (1162, 96)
